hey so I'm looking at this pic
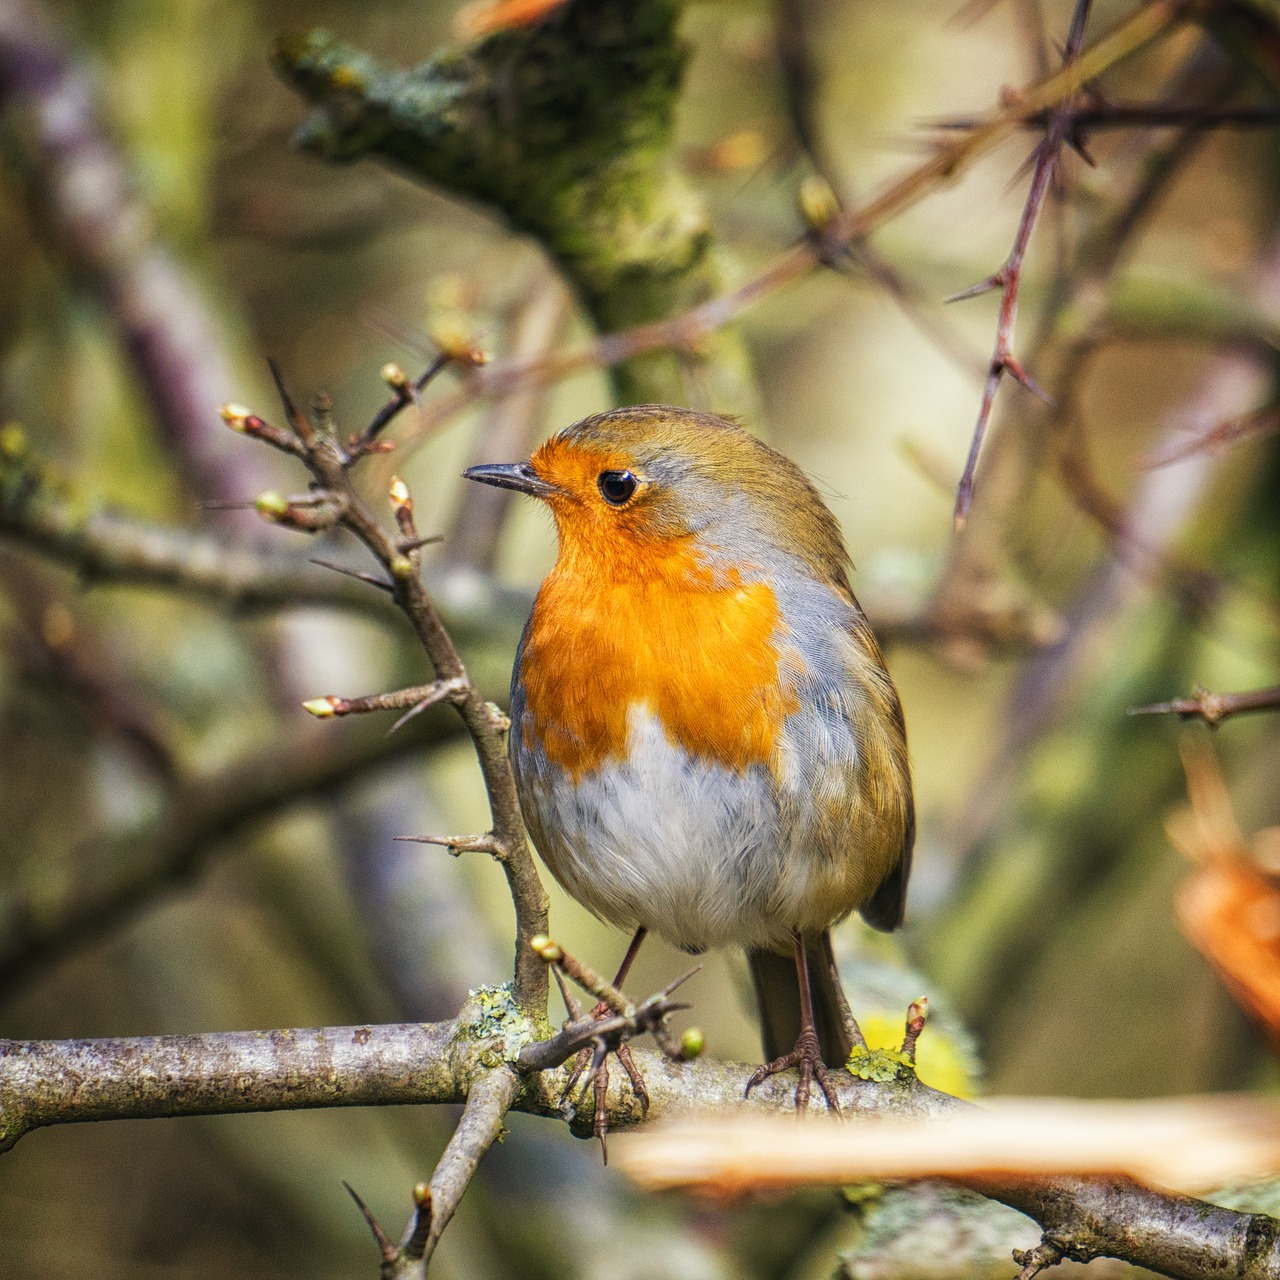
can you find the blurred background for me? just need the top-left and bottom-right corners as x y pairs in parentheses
(1, 0), (1278, 1276)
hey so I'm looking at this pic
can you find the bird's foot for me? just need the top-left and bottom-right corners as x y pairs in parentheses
(564, 1001), (651, 1161)
(744, 1024), (842, 1116)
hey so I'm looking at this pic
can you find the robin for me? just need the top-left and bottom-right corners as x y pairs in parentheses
(464, 404), (914, 1123)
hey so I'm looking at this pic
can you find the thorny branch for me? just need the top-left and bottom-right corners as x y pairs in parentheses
(5, 2), (1278, 1275)
(234, 361), (550, 1018)
(948, 0), (1094, 530)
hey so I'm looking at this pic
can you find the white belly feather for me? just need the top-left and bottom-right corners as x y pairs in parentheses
(517, 705), (865, 952)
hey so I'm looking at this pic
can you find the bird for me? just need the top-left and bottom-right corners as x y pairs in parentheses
(463, 403), (914, 1124)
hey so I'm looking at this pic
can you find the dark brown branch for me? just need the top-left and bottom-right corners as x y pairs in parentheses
(1129, 684), (1280, 726)
(949, 0), (1093, 530)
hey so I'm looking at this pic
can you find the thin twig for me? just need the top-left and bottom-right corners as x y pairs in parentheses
(950, 0), (1094, 530)
(1138, 403), (1280, 469)
(1129, 684), (1280, 727)
(932, 100), (1280, 133)
(301, 677), (469, 722)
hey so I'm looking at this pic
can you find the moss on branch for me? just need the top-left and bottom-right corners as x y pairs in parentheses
(272, 1), (756, 410)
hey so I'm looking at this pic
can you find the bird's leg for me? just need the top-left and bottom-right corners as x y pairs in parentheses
(562, 927), (650, 1156)
(744, 930), (843, 1115)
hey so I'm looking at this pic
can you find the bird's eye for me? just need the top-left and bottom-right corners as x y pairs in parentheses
(597, 470), (638, 506)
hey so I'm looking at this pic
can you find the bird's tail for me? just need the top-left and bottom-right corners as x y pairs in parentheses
(747, 930), (853, 1068)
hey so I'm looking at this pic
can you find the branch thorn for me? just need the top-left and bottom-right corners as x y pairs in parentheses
(342, 1180), (397, 1262)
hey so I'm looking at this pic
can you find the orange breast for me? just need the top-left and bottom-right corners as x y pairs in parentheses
(518, 540), (800, 781)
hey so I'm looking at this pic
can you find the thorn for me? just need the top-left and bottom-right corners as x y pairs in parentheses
(395, 832), (505, 856)
(309, 558), (395, 592)
(946, 273), (1003, 303)
(657, 965), (703, 998)
(266, 357), (311, 443)
(552, 963), (583, 1021)
(386, 695), (437, 735)
(342, 1181), (396, 1262)
(398, 534), (444, 553)
(1004, 356), (1055, 404)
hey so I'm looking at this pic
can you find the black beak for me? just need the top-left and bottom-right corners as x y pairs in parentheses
(462, 461), (560, 499)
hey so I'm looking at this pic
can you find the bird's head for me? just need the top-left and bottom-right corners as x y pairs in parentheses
(463, 404), (851, 587)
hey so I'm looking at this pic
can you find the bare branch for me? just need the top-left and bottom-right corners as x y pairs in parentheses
(950, 0), (1093, 529)
(410, 1068), (519, 1273)
(0, 0), (248, 502)
(1139, 403), (1280, 469)
(385, 0), (1192, 459)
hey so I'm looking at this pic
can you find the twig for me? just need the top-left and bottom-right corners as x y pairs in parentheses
(410, 1069), (519, 1273)
(901, 997), (929, 1066)
(1129, 684), (1280, 727)
(1139, 403), (1280, 469)
(529, 936), (631, 1016)
(949, 0), (1093, 530)
(932, 100), (1280, 133)
(302, 677), (469, 722)
(1012, 1240), (1065, 1280)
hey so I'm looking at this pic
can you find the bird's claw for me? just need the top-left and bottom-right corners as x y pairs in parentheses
(744, 1025), (842, 1116)
(563, 1001), (651, 1162)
